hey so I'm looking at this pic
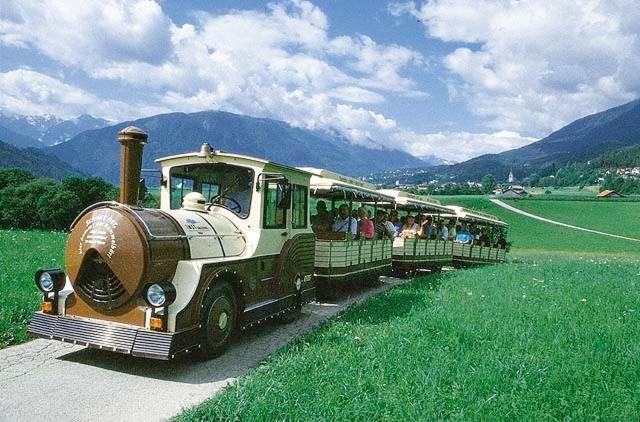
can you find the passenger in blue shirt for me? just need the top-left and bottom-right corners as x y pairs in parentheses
(455, 224), (473, 243)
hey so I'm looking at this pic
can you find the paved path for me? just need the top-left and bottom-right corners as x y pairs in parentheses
(490, 199), (640, 242)
(0, 278), (406, 422)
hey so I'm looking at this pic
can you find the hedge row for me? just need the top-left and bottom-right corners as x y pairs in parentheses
(0, 169), (118, 230)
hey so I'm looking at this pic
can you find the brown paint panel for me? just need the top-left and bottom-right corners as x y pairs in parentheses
(65, 205), (189, 325)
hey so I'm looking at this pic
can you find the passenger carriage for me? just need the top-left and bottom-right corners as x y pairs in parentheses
(302, 168), (395, 297)
(377, 189), (454, 276)
(444, 206), (509, 265)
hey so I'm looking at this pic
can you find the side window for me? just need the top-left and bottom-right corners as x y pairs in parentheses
(170, 176), (194, 209)
(291, 184), (307, 229)
(263, 181), (287, 228)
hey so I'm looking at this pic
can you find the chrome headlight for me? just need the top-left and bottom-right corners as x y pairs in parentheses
(35, 269), (66, 293)
(143, 282), (176, 308)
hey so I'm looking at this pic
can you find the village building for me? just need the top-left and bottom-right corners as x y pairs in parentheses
(500, 187), (528, 198)
(597, 189), (624, 198)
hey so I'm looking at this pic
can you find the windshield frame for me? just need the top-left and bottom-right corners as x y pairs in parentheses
(169, 163), (255, 219)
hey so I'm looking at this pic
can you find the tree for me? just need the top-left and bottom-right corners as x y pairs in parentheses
(0, 179), (58, 228)
(0, 168), (36, 190)
(61, 176), (117, 208)
(481, 175), (496, 194)
(36, 189), (82, 230)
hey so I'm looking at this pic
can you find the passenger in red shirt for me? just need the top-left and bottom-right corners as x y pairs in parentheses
(357, 207), (375, 240)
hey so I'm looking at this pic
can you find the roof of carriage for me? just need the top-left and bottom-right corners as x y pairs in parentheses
(377, 189), (450, 213)
(445, 205), (508, 227)
(300, 167), (395, 202)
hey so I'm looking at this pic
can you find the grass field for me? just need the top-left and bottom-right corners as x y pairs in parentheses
(503, 199), (640, 239)
(0, 230), (66, 348)
(527, 186), (601, 196)
(177, 196), (640, 421)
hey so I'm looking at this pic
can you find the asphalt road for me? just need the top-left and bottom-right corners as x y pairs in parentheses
(0, 278), (405, 422)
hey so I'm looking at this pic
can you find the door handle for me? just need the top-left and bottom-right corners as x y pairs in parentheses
(281, 232), (289, 237)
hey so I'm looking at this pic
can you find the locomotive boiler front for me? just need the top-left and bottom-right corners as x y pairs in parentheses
(65, 205), (190, 312)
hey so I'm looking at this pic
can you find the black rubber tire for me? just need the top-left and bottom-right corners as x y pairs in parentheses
(195, 282), (237, 359)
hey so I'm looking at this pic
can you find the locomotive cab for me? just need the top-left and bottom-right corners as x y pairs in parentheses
(29, 128), (316, 360)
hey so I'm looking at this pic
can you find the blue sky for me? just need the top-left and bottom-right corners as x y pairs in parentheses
(1, 0), (639, 161)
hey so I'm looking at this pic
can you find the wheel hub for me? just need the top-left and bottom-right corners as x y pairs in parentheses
(218, 312), (229, 330)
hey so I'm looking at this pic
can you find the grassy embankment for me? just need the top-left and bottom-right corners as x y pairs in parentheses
(0, 230), (66, 348)
(177, 197), (640, 420)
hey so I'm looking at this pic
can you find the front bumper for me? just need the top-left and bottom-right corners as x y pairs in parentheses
(28, 312), (198, 360)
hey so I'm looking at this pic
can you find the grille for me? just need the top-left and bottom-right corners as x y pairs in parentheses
(75, 250), (129, 311)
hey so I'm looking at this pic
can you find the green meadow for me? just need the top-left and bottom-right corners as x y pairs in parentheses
(0, 229), (66, 348)
(504, 199), (640, 239)
(177, 197), (640, 421)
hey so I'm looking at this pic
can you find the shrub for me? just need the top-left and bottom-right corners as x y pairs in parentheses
(36, 189), (82, 230)
(0, 169), (117, 230)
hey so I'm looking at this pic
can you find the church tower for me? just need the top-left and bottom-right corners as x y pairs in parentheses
(508, 168), (515, 183)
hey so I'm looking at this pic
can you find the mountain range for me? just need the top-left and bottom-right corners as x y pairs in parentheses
(0, 140), (81, 179)
(390, 98), (640, 183)
(2, 97), (640, 184)
(0, 113), (111, 147)
(49, 111), (426, 182)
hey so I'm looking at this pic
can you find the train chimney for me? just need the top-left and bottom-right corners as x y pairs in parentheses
(117, 126), (148, 206)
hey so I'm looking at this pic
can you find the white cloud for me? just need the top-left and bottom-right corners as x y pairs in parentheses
(0, 0), (172, 67)
(391, 129), (536, 162)
(392, 0), (640, 136)
(1, 0), (427, 149)
(0, 68), (166, 120)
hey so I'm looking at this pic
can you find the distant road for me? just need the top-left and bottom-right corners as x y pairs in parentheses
(490, 199), (640, 242)
(0, 278), (405, 422)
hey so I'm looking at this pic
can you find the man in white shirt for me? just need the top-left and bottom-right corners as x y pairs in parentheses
(332, 204), (358, 236)
(438, 220), (449, 240)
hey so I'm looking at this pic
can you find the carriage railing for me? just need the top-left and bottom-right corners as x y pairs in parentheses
(393, 237), (507, 264)
(314, 237), (392, 272)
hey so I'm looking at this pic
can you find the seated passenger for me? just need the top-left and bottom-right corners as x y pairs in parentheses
(389, 210), (402, 236)
(332, 204), (358, 236)
(357, 207), (375, 240)
(497, 235), (507, 249)
(400, 215), (419, 238)
(479, 229), (490, 246)
(418, 214), (434, 238)
(447, 222), (457, 241)
(311, 200), (334, 233)
(375, 210), (396, 239)
(438, 220), (449, 240)
(455, 224), (473, 243)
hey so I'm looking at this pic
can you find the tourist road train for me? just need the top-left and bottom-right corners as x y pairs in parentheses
(28, 127), (509, 360)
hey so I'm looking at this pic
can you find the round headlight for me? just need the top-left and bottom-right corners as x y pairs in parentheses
(35, 269), (66, 293)
(39, 272), (54, 292)
(146, 284), (166, 307)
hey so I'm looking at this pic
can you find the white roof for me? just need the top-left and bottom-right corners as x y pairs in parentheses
(377, 189), (450, 213)
(301, 167), (394, 202)
(445, 205), (507, 227)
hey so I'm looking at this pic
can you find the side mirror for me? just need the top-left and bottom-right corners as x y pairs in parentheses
(137, 178), (147, 206)
(276, 183), (292, 209)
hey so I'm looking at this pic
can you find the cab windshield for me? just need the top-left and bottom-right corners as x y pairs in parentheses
(170, 163), (254, 218)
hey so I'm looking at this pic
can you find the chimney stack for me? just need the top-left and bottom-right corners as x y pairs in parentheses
(117, 126), (148, 206)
